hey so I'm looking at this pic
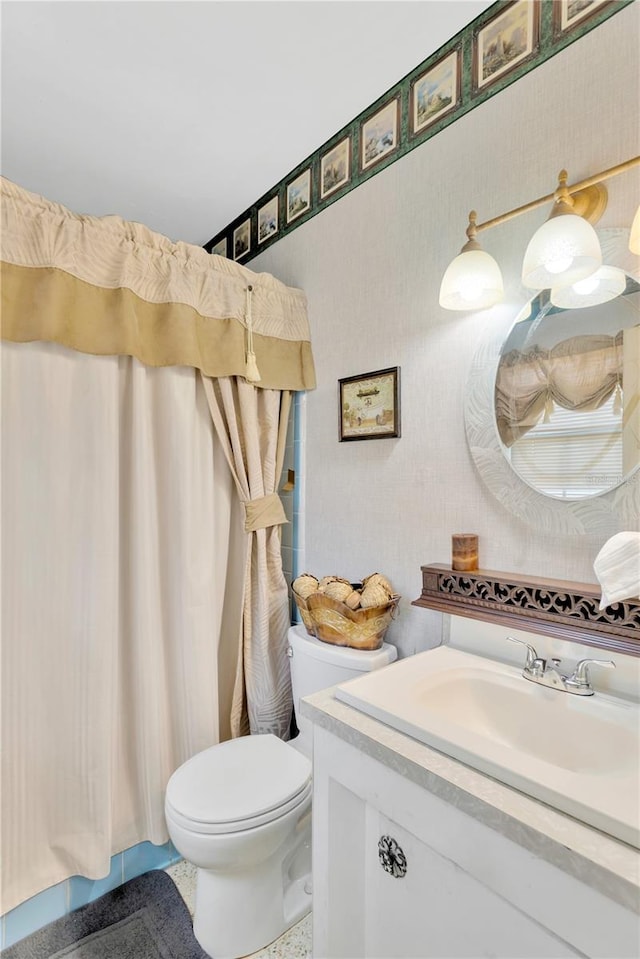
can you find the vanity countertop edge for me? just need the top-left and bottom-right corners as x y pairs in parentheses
(301, 687), (640, 915)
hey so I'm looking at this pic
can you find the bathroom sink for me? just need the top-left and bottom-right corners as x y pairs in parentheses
(335, 646), (640, 848)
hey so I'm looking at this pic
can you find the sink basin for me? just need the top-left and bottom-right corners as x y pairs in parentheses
(335, 646), (640, 847)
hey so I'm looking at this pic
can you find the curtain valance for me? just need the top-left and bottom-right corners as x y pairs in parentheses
(495, 332), (623, 447)
(0, 177), (316, 390)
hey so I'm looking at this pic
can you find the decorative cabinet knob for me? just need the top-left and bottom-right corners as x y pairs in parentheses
(378, 835), (407, 878)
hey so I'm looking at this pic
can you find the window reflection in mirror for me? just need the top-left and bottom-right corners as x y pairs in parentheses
(494, 278), (640, 500)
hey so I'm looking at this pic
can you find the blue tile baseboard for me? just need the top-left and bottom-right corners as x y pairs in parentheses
(2, 880), (68, 951)
(122, 841), (180, 885)
(67, 854), (125, 912)
(1, 840), (181, 948)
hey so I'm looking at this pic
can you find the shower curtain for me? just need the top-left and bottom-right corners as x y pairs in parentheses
(2, 341), (241, 910)
(203, 377), (293, 739)
(0, 177), (315, 912)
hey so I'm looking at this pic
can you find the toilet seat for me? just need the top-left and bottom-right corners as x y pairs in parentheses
(165, 733), (312, 835)
(166, 779), (312, 835)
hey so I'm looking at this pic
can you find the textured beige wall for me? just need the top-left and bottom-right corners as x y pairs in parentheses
(252, 6), (640, 657)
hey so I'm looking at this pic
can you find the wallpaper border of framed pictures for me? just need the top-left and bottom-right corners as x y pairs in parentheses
(204, 0), (629, 263)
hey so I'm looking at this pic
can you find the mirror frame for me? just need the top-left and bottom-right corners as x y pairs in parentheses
(465, 228), (640, 536)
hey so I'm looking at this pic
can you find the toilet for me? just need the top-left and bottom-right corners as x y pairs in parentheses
(165, 623), (397, 959)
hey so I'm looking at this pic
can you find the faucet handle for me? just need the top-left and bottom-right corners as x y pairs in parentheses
(506, 635), (538, 670)
(569, 658), (615, 687)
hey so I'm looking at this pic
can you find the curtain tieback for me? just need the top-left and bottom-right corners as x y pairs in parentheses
(244, 492), (288, 532)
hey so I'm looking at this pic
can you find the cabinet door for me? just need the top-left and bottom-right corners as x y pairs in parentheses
(364, 809), (579, 958)
(312, 726), (635, 959)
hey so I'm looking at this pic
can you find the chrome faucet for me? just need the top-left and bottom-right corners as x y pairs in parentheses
(506, 636), (615, 696)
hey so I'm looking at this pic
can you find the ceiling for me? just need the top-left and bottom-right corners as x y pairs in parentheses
(1, 1), (493, 247)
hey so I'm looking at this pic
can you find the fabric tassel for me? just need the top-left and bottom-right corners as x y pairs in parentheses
(543, 394), (554, 423)
(244, 285), (261, 383)
(245, 350), (261, 382)
(613, 382), (622, 416)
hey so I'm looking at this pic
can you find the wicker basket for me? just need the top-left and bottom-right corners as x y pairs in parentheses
(292, 587), (400, 651)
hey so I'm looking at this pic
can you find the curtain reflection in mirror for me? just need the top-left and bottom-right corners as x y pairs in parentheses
(493, 283), (639, 500)
(495, 333), (623, 446)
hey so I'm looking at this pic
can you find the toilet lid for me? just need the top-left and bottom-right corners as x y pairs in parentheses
(166, 734), (312, 826)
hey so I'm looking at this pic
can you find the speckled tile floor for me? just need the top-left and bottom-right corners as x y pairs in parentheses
(165, 860), (312, 959)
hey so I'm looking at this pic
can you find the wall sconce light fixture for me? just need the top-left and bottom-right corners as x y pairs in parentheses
(438, 211), (504, 311)
(439, 156), (640, 312)
(521, 169), (602, 290)
(550, 265), (626, 309)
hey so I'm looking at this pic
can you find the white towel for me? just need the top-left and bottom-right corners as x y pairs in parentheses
(593, 531), (640, 610)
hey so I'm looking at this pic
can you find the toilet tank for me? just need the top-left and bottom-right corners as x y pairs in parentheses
(287, 624), (397, 756)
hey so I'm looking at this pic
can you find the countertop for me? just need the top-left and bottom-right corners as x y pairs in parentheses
(301, 687), (640, 915)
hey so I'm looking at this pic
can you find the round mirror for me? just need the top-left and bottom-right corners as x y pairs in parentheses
(494, 278), (639, 500)
(465, 228), (640, 536)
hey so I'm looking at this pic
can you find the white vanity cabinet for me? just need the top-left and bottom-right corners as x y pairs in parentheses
(311, 723), (640, 959)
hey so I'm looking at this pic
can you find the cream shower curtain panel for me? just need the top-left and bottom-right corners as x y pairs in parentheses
(203, 378), (292, 739)
(1, 342), (241, 912)
(0, 178), (315, 913)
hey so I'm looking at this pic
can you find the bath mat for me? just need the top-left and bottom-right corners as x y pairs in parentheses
(2, 870), (208, 959)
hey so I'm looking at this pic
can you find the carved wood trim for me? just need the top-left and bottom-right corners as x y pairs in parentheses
(413, 565), (640, 656)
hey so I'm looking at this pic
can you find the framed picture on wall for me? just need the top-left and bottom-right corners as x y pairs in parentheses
(473, 0), (539, 93)
(554, 0), (612, 35)
(210, 237), (228, 258)
(339, 367), (401, 442)
(286, 169), (312, 223)
(360, 98), (400, 172)
(258, 196), (279, 245)
(320, 136), (351, 199)
(233, 219), (251, 260)
(411, 50), (461, 137)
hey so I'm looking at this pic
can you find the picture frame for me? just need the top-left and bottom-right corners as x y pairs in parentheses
(233, 219), (251, 260)
(339, 367), (401, 442)
(411, 49), (461, 137)
(258, 196), (279, 245)
(361, 98), (400, 172)
(553, 0), (611, 35)
(473, 0), (539, 93)
(286, 169), (312, 223)
(210, 237), (227, 258)
(320, 136), (351, 199)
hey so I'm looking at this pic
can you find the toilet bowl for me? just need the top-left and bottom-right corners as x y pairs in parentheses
(166, 733), (312, 958)
(165, 624), (397, 959)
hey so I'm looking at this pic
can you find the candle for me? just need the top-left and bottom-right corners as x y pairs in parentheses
(452, 534), (479, 571)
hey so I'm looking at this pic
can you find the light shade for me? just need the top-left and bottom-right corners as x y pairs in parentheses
(522, 212), (602, 290)
(550, 265), (626, 309)
(630, 204), (640, 255)
(439, 248), (504, 311)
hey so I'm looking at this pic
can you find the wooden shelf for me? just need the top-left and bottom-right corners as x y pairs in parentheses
(413, 564), (640, 656)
